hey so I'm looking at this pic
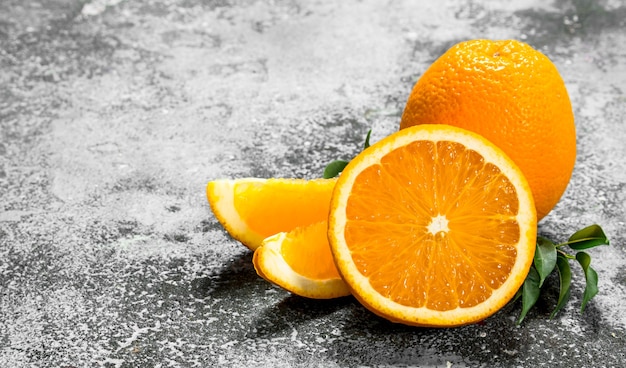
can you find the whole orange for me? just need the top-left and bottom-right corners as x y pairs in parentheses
(400, 39), (576, 221)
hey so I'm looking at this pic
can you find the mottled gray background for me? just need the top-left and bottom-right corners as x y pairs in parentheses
(1, 0), (625, 367)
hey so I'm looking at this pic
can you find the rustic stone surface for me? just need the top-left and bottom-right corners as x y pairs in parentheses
(1, 0), (625, 367)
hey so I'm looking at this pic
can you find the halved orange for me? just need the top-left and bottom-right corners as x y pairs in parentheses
(207, 178), (336, 250)
(328, 124), (537, 327)
(253, 221), (351, 299)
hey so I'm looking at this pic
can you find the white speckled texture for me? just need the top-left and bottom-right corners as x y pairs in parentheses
(1, 0), (625, 367)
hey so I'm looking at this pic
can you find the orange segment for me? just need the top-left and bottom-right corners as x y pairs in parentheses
(253, 221), (351, 299)
(328, 124), (537, 327)
(207, 178), (336, 250)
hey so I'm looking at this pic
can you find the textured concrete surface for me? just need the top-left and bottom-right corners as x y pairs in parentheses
(1, 0), (626, 367)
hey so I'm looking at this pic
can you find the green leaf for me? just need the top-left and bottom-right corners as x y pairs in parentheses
(566, 224), (609, 250)
(517, 267), (541, 325)
(576, 252), (599, 312)
(323, 160), (349, 179)
(550, 254), (572, 319)
(363, 129), (372, 149)
(534, 237), (557, 288)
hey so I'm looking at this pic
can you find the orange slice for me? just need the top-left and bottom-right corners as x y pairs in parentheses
(328, 124), (537, 327)
(253, 221), (350, 299)
(207, 178), (336, 250)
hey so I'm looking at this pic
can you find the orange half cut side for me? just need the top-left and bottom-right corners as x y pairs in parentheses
(328, 124), (537, 327)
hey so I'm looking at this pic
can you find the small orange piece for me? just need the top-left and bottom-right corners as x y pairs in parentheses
(253, 221), (351, 299)
(400, 39), (576, 220)
(328, 124), (537, 327)
(207, 178), (336, 250)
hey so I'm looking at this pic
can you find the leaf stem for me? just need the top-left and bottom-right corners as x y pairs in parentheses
(556, 249), (576, 259)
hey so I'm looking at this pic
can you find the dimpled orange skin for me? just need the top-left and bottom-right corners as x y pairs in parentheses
(400, 39), (576, 221)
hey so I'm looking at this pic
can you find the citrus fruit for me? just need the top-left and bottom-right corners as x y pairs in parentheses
(400, 39), (576, 221)
(253, 221), (351, 299)
(328, 124), (537, 327)
(207, 178), (336, 250)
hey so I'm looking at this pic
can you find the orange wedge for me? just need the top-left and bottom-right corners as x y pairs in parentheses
(207, 178), (336, 250)
(253, 221), (350, 299)
(328, 124), (537, 327)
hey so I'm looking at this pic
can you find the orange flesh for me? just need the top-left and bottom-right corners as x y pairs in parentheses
(344, 140), (520, 311)
(233, 179), (335, 238)
(281, 222), (342, 280)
